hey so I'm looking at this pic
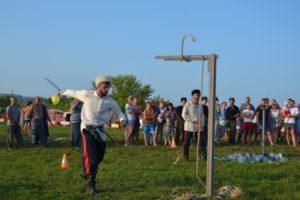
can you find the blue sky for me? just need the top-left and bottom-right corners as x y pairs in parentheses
(1, 0), (299, 106)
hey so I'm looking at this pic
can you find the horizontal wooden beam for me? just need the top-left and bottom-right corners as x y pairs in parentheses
(155, 54), (217, 62)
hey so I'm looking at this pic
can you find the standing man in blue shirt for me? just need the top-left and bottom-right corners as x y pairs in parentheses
(6, 97), (24, 149)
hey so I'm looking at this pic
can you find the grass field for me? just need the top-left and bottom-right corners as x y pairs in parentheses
(0, 124), (299, 200)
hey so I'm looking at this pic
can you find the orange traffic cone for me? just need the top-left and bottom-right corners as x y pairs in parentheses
(61, 154), (69, 169)
(170, 140), (177, 148)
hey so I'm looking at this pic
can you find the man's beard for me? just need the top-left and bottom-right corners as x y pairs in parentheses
(98, 90), (108, 97)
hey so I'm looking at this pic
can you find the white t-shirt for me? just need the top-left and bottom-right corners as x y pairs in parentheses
(285, 107), (299, 124)
(271, 110), (279, 118)
(243, 109), (254, 123)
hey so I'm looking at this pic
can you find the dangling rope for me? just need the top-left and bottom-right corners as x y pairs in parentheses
(195, 57), (206, 189)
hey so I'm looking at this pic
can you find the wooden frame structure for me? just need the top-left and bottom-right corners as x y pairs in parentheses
(155, 52), (218, 196)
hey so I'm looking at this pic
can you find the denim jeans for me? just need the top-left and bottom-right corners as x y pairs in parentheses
(71, 122), (81, 147)
(31, 119), (47, 146)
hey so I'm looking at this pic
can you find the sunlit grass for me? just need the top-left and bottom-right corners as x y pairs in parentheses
(0, 124), (299, 199)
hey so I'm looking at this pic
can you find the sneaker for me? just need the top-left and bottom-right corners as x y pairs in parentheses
(200, 153), (207, 160)
(80, 173), (88, 180)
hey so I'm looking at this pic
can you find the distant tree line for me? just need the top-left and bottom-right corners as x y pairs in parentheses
(0, 95), (11, 108)
(1, 74), (170, 112)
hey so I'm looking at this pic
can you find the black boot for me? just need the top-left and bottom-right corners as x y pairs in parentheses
(200, 153), (207, 160)
(80, 172), (88, 180)
(183, 145), (189, 161)
(85, 175), (100, 195)
(79, 173), (89, 193)
(183, 151), (189, 161)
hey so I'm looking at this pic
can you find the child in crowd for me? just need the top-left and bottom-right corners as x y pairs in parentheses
(242, 104), (255, 145)
(215, 101), (227, 143)
(283, 101), (292, 146)
(163, 117), (172, 146)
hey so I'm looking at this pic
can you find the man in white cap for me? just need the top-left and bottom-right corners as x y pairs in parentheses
(60, 75), (127, 194)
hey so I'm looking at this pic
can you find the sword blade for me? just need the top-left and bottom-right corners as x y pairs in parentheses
(44, 77), (62, 92)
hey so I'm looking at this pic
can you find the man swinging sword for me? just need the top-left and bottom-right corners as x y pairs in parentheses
(60, 75), (127, 194)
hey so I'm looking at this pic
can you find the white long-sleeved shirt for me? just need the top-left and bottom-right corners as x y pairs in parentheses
(182, 101), (206, 132)
(62, 90), (126, 135)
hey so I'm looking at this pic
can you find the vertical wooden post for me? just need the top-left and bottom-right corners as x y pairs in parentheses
(206, 54), (217, 196)
(262, 108), (266, 159)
